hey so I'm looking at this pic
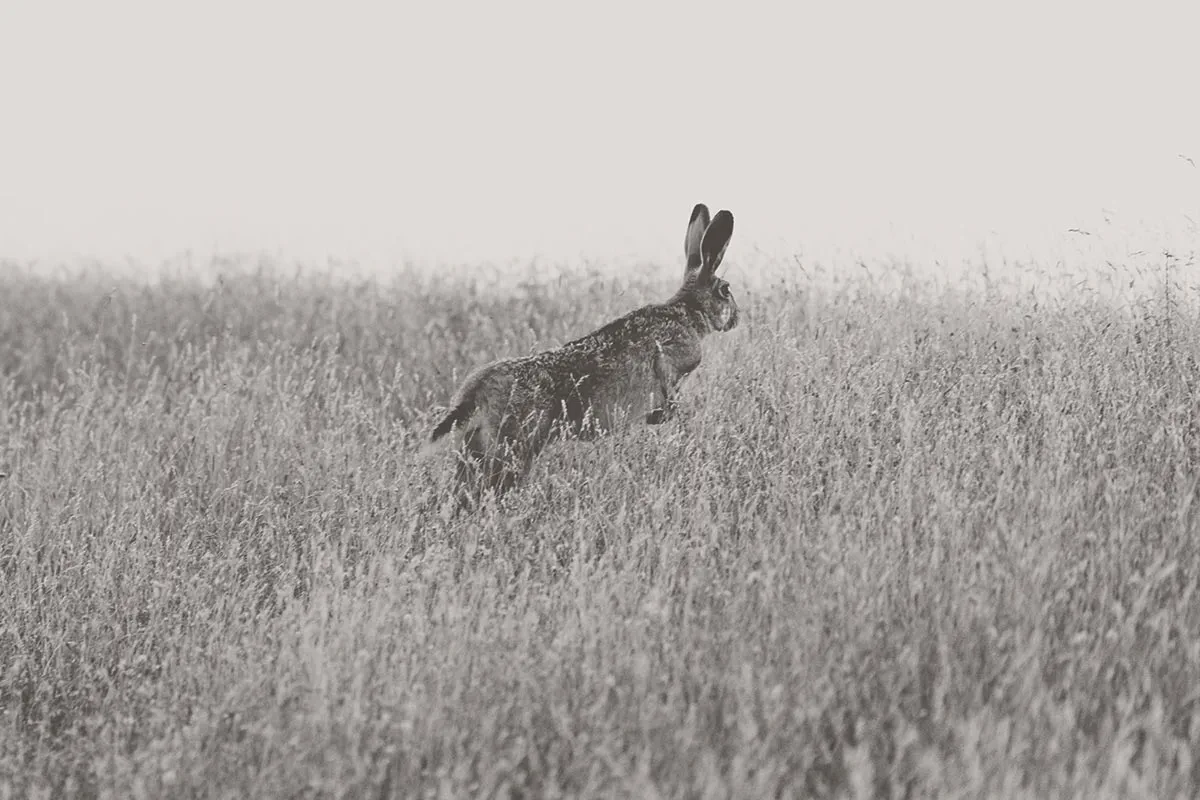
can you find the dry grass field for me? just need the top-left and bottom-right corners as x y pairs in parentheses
(2, 252), (1199, 798)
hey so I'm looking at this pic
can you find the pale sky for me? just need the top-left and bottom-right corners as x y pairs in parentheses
(1, 0), (1197, 269)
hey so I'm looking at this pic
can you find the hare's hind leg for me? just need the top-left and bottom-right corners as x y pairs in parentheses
(453, 426), (496, 511)
(454, 422), (532, 509)
(451, 439), (484, 511)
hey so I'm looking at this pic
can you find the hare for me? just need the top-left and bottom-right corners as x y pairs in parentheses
(430, 203), (737, 507)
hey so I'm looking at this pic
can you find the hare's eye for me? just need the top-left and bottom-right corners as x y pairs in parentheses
(715, 283), (730, 299)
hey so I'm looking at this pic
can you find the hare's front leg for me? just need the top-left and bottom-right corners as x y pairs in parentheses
(646, 344), (681, 425)
(646, 337), (702, 425)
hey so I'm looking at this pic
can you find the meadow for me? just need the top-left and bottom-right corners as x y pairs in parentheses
(2, 249), (1199, 798)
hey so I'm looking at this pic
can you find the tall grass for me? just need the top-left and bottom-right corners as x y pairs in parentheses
(1, 255), (1199, 797)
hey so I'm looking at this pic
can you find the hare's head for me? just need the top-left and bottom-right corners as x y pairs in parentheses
(679, 203), (738, 333)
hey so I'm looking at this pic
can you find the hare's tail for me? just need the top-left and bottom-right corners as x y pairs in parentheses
(430, 396), (476, 442)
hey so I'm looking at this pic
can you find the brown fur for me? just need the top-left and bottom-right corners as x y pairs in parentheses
(431, 203), (738, 507)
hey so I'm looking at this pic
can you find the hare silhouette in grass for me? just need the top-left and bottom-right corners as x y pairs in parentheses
(430, 203), (738, 508)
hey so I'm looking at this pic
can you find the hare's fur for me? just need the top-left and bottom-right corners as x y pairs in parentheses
(431, 203), (738, 507)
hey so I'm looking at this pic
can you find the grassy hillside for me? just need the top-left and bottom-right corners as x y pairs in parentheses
(2, 256), (1199, 798)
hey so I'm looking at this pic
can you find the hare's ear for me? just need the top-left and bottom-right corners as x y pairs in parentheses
(683, 203), (710, 279)
(699, 210), (734, 282)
